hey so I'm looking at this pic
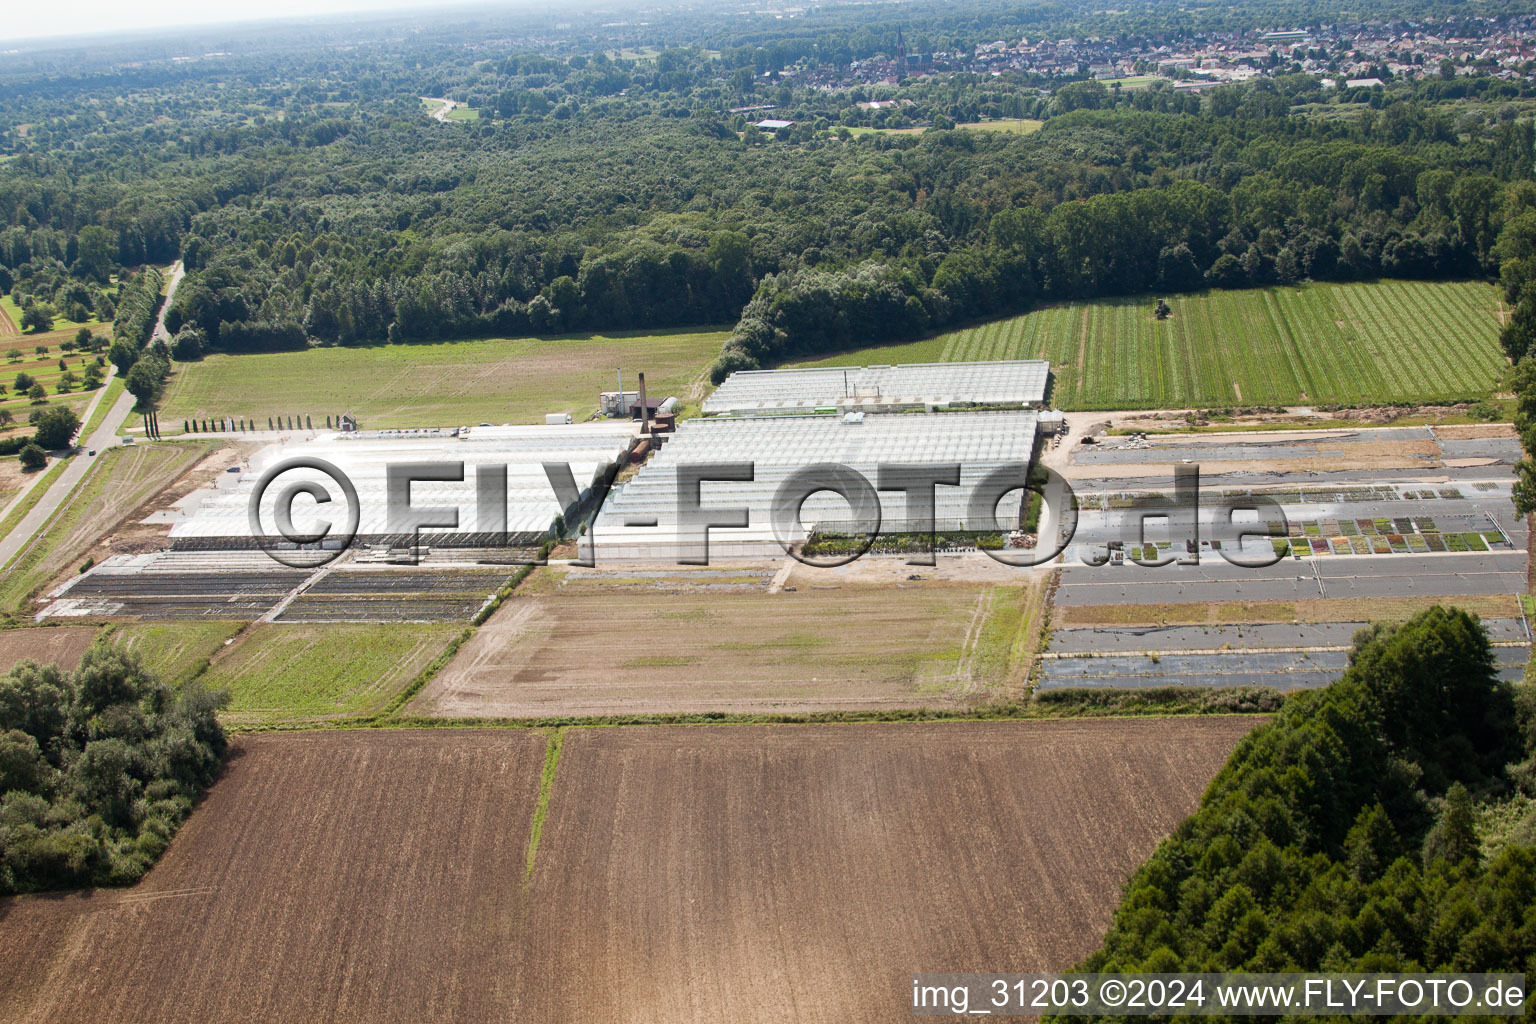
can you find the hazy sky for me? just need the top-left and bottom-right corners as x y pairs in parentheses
(1, 0), (449, 44)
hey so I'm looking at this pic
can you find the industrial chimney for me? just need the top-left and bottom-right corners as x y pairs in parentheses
(637, 372), (650, 434)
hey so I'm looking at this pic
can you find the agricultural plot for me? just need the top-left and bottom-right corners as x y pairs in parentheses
(515, 718), (1257, 1022)
(53, 558), (518, 625)
(0, 341), (105, 429)
(0, 625), (99, 673)
(201, 622), (463, 724)
(108, 620), (244, 684)
(791, 280), (1506, 409)
(277, 567), (514, 622)
(413, 569), (1039, 718)
(0, 730), (548, 1024)
(0, 720), (1253, 1024)
(0, 441), (211, 617)
(1036, 645), (1527, 692)
(1054, 552), (1528, 607)
(55, 564), (311, 620)
(157, 327), (727, 429)
(1270, 508), (1512, 558)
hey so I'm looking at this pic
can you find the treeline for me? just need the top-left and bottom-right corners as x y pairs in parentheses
(3, 18), (1536, 362)
(713, 138), (1531, 378)
(110, 266), (163, 351)
(105, 266), (175, 407)
(1050, 607), (1535, 994)
(0, 645), (227, 894)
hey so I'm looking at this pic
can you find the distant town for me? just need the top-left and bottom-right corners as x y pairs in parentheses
(778, 14), (1536, 91)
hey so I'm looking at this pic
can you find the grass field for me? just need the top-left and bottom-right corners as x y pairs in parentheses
(204, 622), (464, 724)
(158, 327), (727, 428)
(110, 620), (244, 685)
(413, 568), (1038, 718)
(0, 295), (104, 335)
(0, 719), (1253, 1022)
(791, 280), (1508, 409)
(955, 116), (1045, 133)
(847, 117), (1043, 136)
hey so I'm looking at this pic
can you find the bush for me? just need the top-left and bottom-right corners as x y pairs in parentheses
(125, 354), (169, 405)
(32, 406), (80, 449)
(170, 326), (205, 362)
(18, 443), (45, 470)
(0, 645), (227, 895)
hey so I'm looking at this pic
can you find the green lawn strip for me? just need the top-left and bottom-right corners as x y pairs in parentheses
(524, 727), (564, 881)
(240, 698), (1278, 737)
(108, 620), (245, 686)
(204, 621), (467, 722)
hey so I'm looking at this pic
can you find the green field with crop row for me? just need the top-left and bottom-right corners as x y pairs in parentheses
(793, 280), (1508, 409)
(110, 620), (244, 686)
(204, 622), (464, 724)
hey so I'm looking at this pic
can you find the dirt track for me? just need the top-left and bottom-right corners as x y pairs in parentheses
(0, 718), (1258, 1023)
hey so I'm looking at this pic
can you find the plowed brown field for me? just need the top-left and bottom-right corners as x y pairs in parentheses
(0, 730), (548, 1024)
(0, 626), (99, 674)
(0, 717), (1259, 1023)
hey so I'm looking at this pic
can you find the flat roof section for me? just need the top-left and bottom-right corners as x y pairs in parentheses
(701, 360), (1050, 415)
(169, 421), (639, 543)
(591, 409), (1039, 559)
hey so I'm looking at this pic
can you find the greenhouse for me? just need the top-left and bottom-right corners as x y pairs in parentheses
(700, 360), (1051, 415)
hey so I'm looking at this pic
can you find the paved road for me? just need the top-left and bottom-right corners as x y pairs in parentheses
(152, 260), (184, 342)
(0, 262), (185, 570)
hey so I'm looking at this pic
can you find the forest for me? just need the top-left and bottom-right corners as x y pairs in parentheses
(1, 0), (1535, 386)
